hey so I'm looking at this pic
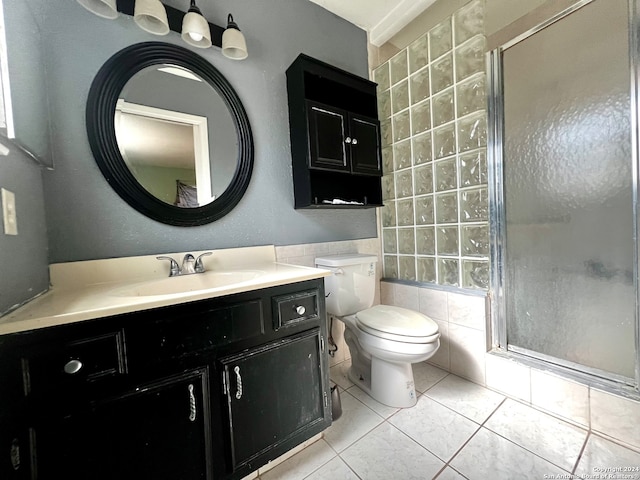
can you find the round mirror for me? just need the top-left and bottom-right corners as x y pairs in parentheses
(87, 42), (253, 226)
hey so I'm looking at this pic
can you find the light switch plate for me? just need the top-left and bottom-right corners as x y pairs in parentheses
(1, 188), (18, 235)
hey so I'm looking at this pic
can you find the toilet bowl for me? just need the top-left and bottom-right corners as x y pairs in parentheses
(315, 254), (440, 408)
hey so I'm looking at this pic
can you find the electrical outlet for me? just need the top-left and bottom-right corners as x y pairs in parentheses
(1, 188), (18, 236)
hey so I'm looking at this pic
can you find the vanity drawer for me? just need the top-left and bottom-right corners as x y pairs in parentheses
(272, 289), (320, 330)
(23, 330), (127, 397)
(127, 299), (265, 368)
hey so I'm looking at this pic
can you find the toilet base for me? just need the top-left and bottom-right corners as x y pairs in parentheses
(343, 323), (419, 408)
(347, 358), (417, 408)
(371, 357), (417, 408)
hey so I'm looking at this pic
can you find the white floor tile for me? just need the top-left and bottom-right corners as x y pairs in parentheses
(346, 384), (400, 419)
(451, 428), (567, 480)
(425, 374), (504, 424)
(323, 390), (384, 453)
(574, 434), (640, 478)
(389, 395), (479, 461)
(330, 359), (354, 390)
(413, 361), (449, 393)
(341, 423), (444, 480)
(484, 399), (587, 471)
(435, 466), (468, 480)
(303, 457), (360, 480)
(260, 439), (336, 480)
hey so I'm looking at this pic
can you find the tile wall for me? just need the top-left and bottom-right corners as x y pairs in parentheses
(374, 0), (489, 289)
(381, 279), (640, 452)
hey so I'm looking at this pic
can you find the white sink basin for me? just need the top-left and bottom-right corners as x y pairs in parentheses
(111, 270), (265, 297)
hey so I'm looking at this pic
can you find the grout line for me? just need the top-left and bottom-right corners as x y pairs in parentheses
(572, 431), (590, 476)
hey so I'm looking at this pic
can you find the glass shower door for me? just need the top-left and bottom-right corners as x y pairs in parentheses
(498, 0), (636, 381)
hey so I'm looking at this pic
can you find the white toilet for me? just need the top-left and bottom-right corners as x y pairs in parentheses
(315, 254), (440, 408)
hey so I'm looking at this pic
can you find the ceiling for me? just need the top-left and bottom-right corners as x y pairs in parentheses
(308, 0), (437, 47)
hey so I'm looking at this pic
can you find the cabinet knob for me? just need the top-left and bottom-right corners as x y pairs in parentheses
(352, 138), (358, 145)
(63, 359), (83, 375)
(345, 137), (352, 144)
(295, 305), (306, 316)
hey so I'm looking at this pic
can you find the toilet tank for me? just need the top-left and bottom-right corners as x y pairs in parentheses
(315, 254), (377, 316)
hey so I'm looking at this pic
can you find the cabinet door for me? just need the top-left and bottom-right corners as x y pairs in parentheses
(34, 368), (213, 480)
(307, 101), (350, 171)
(349, 114), (382, 175)
(221, 329), (328, 471)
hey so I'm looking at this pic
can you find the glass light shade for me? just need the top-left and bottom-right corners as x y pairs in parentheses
(181, 11), (212, 48)
(222, 28), (248, 60)
(77, 0), (118, 19)
(134, 0), (169, 36)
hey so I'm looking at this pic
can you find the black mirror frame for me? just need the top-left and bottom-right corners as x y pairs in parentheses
(86, 42), (254, 226)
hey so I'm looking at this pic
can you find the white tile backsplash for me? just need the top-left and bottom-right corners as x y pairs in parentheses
(449, 323), (487, 385)
(591, 389), (640, 449)
(447, 292), (486, 330)
(530, 369), (590, 427)
(418, 287), (449, 321)
(429, 318), (450, 370)
(393, 283), (419, 310)
(485, 354), (531, 402)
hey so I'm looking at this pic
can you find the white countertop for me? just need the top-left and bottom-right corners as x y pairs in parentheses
(0, 246), (330, 335)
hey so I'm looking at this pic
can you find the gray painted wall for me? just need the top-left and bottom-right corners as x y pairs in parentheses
(32, 0), (376, 263)
(0, 146), (48, 315)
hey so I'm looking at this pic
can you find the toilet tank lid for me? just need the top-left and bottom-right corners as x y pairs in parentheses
(315, 254), (378, 267)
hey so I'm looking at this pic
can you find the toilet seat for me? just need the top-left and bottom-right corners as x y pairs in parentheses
(355, 305), (439, 344)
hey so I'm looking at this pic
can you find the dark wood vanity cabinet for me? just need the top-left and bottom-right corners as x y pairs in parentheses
(34, 369), (213, 480)
(221, 329), (326, 472)
(287, 54), (383, 208)
(0, 279), (331, 480)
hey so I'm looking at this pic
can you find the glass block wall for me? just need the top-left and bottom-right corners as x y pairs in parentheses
(375, 0), (489, 289)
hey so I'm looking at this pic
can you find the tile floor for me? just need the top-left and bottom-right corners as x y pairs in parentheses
(256, 360), (640, 480)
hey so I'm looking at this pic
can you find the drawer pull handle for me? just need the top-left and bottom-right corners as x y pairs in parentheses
(188, 384), (197, 422)
(234, 366), (243, 400)
(63, 359), (83, 375)
(295, 305), (306, 316)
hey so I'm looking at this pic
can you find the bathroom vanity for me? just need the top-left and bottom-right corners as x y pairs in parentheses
(0, 247), (331, 479)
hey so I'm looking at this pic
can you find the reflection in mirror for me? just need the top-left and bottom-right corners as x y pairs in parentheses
(115, 64), (238, 208)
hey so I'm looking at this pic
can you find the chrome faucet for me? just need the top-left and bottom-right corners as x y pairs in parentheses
(157, 252), (212, 277)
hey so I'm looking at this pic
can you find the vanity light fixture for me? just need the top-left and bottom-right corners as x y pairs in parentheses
(77, 0), (118, 19)
(181, 0), (212, 49)
(221, 14), (248, 60)
(77, 0), (249, 59)
(134, 0), (169, 36)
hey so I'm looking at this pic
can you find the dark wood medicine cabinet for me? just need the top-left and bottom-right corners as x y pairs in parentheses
(0, 279), (331, 480)
(286, 54), (383, 209)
